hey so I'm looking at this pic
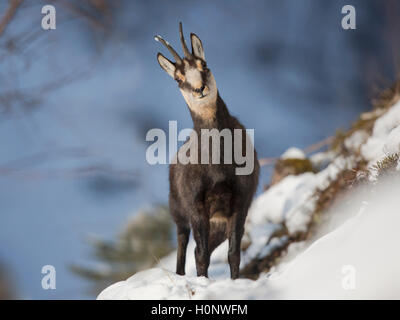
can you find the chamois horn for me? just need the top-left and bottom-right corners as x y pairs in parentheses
(179, 22), (192, 59)
(154, 34), (182, 64)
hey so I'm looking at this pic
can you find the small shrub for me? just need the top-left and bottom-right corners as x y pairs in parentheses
(372, 153), (400, 179)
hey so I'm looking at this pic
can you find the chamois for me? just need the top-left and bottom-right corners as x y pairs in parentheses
(155, 23), (259, 279)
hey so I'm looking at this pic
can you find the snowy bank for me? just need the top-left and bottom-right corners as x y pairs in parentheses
(98, 100), (400, 300)
(98, 178), (400, 299)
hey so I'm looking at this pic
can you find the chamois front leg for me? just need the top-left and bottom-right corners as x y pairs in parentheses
(227, 210), (246, 279)
(176, 224), (190, 275)
(191, 202), (210, 277)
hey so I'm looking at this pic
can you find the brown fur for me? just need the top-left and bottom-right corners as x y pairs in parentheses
(169, 94), (259, 279)
(156, 24), (259, 279)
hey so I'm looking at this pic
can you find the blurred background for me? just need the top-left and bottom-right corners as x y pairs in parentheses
(0, 0), (399, 299)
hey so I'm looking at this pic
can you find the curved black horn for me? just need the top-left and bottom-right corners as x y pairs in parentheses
(154, 35), (182, 64)
(179, 22), (192, 59)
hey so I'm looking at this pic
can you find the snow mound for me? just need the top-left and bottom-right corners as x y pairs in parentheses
(247, 173), (316, 226)
(97, 268), (210, 300)
(281, 147), (306, 159)
(98, 267), (263, 300)
(362, 101), (400, 164)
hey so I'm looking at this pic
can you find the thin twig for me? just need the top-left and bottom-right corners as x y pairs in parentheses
(0, 147), (138, 180)
(49, 0), (109, 31)
(304, 136), (333, 154)
(0, 0), (23, 38)
(259, 136), (333, 167)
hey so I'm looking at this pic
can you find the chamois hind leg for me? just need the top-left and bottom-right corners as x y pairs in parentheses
(227, 208), (246, 279)
(191, 202), (210, 277)
(176, 223), (190, 275)
(208, 220), (227, 254)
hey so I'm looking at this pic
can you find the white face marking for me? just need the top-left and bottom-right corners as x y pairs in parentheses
(185, 68), (203, 89)
(179, 66), (218, 118)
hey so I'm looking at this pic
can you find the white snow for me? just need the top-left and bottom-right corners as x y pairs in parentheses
(344, 130), (369, 152)
(98, 101), (400, 300)
(281, 147), (306, 159)
(384, 125), (400, 156)
(98, 151), (359, 300)
(362, 101), (400, 165)
(98, 178), (400, 300)
(247, 173), (316, 226)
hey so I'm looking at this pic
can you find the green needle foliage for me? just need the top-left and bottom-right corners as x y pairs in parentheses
(70, 205), (174, 295)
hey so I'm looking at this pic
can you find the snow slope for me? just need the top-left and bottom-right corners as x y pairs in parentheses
(98, 180), (400, 299)
(98, 101), (400, 300)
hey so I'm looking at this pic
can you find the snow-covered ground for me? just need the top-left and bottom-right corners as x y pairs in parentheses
(98, 101), (400, 300)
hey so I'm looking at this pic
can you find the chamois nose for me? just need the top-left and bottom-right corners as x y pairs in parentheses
(194, 85), (205, 94)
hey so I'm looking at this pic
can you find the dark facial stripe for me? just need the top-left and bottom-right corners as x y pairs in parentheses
(179, 81), (195, 91)
(175, 58), (209, 92)
(177, 75), (208, 92)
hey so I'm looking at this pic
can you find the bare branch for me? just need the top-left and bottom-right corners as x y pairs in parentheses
(259, 136), (333, 167)
(49, 0), (111, 31)
(0, 0), (23, 38)
(0, 147), (138, 180)
(303, 136), (333, 154)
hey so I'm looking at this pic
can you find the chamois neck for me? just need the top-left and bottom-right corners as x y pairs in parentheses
(190, 93), (231, 132)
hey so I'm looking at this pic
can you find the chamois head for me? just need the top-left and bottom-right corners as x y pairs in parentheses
(155, 23), (218, 116)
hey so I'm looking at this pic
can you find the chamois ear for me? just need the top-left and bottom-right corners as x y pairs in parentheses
(157, 53), (176, 78)
(190, 33), (205, 60)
